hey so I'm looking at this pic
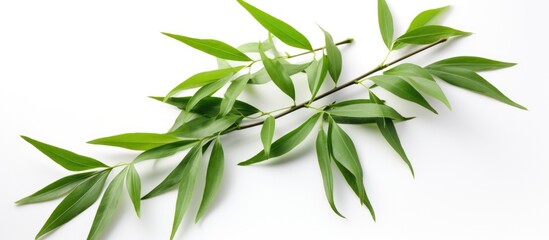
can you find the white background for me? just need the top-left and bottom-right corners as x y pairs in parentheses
(1, 0), (548, 239)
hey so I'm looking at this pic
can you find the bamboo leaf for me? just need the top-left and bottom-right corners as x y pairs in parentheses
(186, 75), (233, 113)
(219, 74), (251, 116)
(134, 140), (198, 163)
(261, 116), (276, 157)
(237, 0), (312, 50)
(239, 113), (321, 166)
(237, 40), (273, 53)
(315, 128), (344, 218)
(407, 6), (450, 32)
(141, 144), (201, 199)
(428, 56), (516, 72)
(395, 25), (470, 45)
(16, 172), (98, 205)
(376, 118), (414, 176)
(426, 66), (527, 110)
(320, 27), (342, 82)
(87, 168), (126, 240)
(165, 66), (243, 99)
(378, 0), (394, 49)
(370, 75), (437, 113)
(384, 63), (451, 109)
(21, 136), (108, 171)
(195, 138), (225, 223)
(280, 61), (312, 76)
(162, 33), (251, 61)
(171, 114), (241, 138)
(250, 68), (271, 84)
(154, 96), (260, 117)
(88, 133), (180, 151)
(327, 118), (375, 220)
(306, 56), (328, 100)
(36, 170), (110, 239)
(170, 143), (202, 240)
(126, 164), (141, 217)
(259, 48), (296, 100)
(326, 102), (408, 120)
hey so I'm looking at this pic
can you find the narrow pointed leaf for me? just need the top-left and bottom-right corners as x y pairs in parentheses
(384, 63), (451, 109)
(239, 113), (321, 166)
(219, 74), (251, 116)
(320, 27), (342, 82)
(21, 136), (108, 171)
(315, 129), (344, 218)
(162, 32), (251, 61)
(126, 164), (141, 217)
(171, 114), (241, 138)
(134, 140), (198, 163)
(36, 170), (110, 239)
(259, 48), (296, 100)
(261, 116), (275, 157)
(142, 144), (201, 199)
(378, 0), (394, 49)
(306, 56), (328, 99)
(169, 111), (202, 132)
(87, 168), (126, 240)
(426, 66), (526, 109)
(237, 40), (273, 53)
(237, 0), (312, 50)
(376, 118), (414, 176)
(327, 118), (375, 220)
(370, 75), (437, 113)
(165, 66), (243, 99)
(395, 25), (470, 45)
(170, 143), (202, 240)
(407, 6), (450, 32)
(280, 61), (312, 76)
(16, 171), (98, 205)
(155, 96), (260, 117)
(186, 75), (233, 113)
(195, 138), (224, 223)
(250, 68), (271, 84)
(428, 56), (516, 72)
(327, 99), (387, 124)
(327, 102), (408, 120)
(88, 133), (180, 151)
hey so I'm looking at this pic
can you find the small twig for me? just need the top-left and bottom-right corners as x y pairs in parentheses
(237, 38), (448, 131)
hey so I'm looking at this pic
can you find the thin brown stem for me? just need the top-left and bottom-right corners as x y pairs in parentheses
(288, 38), (354, 59)
(237, 38), (448, 131)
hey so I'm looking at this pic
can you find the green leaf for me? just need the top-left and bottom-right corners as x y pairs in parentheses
(217, 58), (232, 69)
(320, 27), (342, 82)
(87, 168), (126, 240)
(162, 32), (251, 61)
(326, 102), (408, 121)
(195, 138), (225, 223)
(280, 61), (313, 76)
(165, 66), (243, 99)
(186, 75), (233, 113)
(154, 96), (260, 117)
(378, 0), (394, 49)
(426, 66), (527, 110)
(261, 116), (276, 157)
(384, 63), (451, 109)
(171, 114), (241, 138)
(16, 171), (98, 205)
(237, 40), (273, 53)
(88, 133), (180, 151)
(126, 164), (141, 217)
(259, 48), (296, 100)
(407, 6), (450, 32)
(134, 140), (198, 163)
(141, 144), (202, 200)
(370, 75), (437, 113)
(326, 99), (382, 125)
(327, 118), (375, 220)
(21, 136), (108, 171)
(395, 25), (470, 45)
(237, 0), (312, 50)
(36, 170), (110, 239)
(306, 56), (328, 100)
(169, 111), (202, 132)
(170, 142), (202, 240)
(250, 68), (271, 84)
(239, 113), (321, 166)
(376, 118), (414, 176)
(427, 56), (516, 72)
(219, 74), (251, 116)
(315, 129), (344, 218)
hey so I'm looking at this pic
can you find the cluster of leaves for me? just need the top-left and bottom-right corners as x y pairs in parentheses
(17, 0), (524, 239)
